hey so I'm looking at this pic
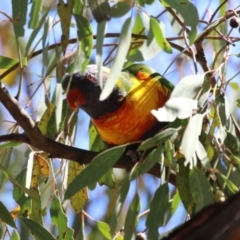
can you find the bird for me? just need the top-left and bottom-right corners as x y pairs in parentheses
(62, 64), (174, 146)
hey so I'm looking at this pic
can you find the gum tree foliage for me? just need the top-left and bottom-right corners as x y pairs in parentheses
(0, 0), (240, 239)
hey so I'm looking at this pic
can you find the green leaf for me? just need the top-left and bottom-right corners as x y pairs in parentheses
(53, 83), (63, 132)
(130, 148), (163, 180)
(96, 21), (107, 89)
(146, 183), (169, 239)
(12, 0), (28, 37)
(0, 141), (21, 148)
(151, 97), (197, 122)
(0, 201), (16, 228)
(99, 168), (116, 188)
(162, 0), (199, 43)
(59, 100), (78, 140)
(124, 194), (141, 240)
(180, 114), (204, 168)
(100, 17), (132, 100)
(12, 168), (35, 218)
(111, 1), (133, 18)
(164, 139), (176, 168)
(87, 0), (111, 22)
(196, 140), (211, 170)
(127, 13), (144, 61)
(189, 169), (214, 213)
(29, 189), (43, 226)
(19, 217), (56, 240)
(115, 177), (131, 216)
(217, 94), (230, 127)
(28, 0), (42, 29)
(97, 221), (112, 240)
(89, 121), (106, 152)
(11, 229), (20, 240)
(58, 0), (75, 53)
(223, 132), (240, 156)
(170, 74), (205, 99)
(176, 158), (194, 215)
(0, 147), (13, 188)
(68, 162), (89, 213)
(50, 194), (74, 239)
(38, 102), (54, 135)
(25, 9), (50, 56)
(127, 12), (161, 61)
(65, 145), (126, 199)
(237, 99), (240, 108)
(0, 56), (19, 69)
(150, 17), (172, 53)
(137, 0), (154, 6)
(218, 173), (239, 194)
(138, 128), (178, 151)
(229, 82), (239, 90)
(74, 15), (93, 72)
(164, 191), (181, 224)
(74, 0), (84, 14)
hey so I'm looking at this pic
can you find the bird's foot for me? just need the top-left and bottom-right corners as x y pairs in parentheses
(126, 150), (142, 163)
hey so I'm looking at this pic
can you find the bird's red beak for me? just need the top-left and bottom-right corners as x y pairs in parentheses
(66, 88), (86, 111)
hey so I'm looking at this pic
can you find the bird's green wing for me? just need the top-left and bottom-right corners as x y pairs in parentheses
(122, 63), (174, 93)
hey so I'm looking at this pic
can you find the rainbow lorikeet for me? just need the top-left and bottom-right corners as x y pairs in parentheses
(62, 64), (174, 146)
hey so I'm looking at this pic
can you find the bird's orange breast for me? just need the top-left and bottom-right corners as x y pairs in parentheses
(92, 77), (169, 145)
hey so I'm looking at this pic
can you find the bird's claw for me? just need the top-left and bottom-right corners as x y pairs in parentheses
(126, 150), (142, 163)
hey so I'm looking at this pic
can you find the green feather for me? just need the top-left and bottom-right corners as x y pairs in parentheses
(122, 63), (174, 92)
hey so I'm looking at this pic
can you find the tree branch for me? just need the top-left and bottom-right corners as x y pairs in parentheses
(0, 82), (176, 185)
(163, 191), (240, 240)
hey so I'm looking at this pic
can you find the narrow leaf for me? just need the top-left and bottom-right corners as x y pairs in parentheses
(128, 12), (161, 61)
(28, 0), (42, 29)
(74, 15), (93, 72)
(100, 18), (132, 100)
(29, 189), (43, 226)
(57, 0), (74, 52)
(50, 194), (74, 239)
(115, 177), (131, 216)
(0, 56), (19, 69)
(12, 169), (32, 217)
(12, 0), (28, 37)
(151, 97), (197, 122)
(97, 221), (112, 239)
(164, 191), (181, 224)
(138, 128), (178, 151)
(65, 145), (126, 199)
(146, 183), (169, 239)
(25, 9), (50, 56)
(189, 169), (214, 213)
(11, 229), (20, 240)
(96, 21), (107, 89)
(87, 0), (111, 22)
(99, 169), (116, 188)
(68, 162), (89, 213)
(162, 0), (199, 43)
(170, 74), (205, 99)
(124, 194), (141, 240)
(130, 148), (163, 180)
(111, 0), (133, 18)
(176, 158), (194, 215)
(19, 217), (56, 240)
(180, 114), (204, 168)
(0, 201), (16, 228)
(150, 17), (172, 53)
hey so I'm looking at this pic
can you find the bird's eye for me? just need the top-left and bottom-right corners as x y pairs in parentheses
(87, 74), (95, 82)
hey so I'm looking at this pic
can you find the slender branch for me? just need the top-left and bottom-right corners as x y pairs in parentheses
(0, 133), (31, 144)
